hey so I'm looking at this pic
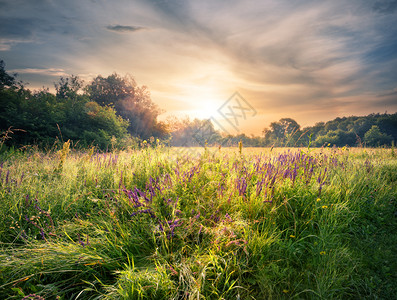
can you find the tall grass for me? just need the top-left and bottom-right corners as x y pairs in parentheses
(0, 145), (396, 299)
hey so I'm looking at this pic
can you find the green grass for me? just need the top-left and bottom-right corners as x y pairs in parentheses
(0, 146), (396, 299)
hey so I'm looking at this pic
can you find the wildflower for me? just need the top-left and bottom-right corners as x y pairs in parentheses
(321, 205), (328, 209)
(20, 230), (28, 240)
(290, 235), (295, 238)
(320, 251), (326, 255)
(316, 198), (321, 202)
(224, 213), (233, 222)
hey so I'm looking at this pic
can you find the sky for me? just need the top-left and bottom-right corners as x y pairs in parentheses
(1, 0), (396, 135)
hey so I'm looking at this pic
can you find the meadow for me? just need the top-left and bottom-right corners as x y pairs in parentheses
(0, 144), (396, 299)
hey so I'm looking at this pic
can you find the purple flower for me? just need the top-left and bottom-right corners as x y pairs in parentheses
(224, 213), (233, 222)
(77, 233), (85, 247)
(256, 178), (264, 196)
(20, 230), (28, 240)
(236, 177), (247, 197)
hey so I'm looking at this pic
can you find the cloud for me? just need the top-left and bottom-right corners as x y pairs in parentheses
(0, 39), (13, 51)
(9, 68), (68, 77)
(106, 25), (147, 33)
(0, 38), (33, 51)
(377, 87), (397, 97)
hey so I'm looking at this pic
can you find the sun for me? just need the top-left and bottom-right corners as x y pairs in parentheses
(193, 97), (223, 120)
(180, 83), (227, 120)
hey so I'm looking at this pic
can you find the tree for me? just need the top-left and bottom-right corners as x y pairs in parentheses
(262, 118), (301, 146)
(55, 75), (84, 100)
(84, 73), (135, 106)
(364, 125), (392, 147)
(168, 117), (222, 146)
(85, 74), (166, 139)
(314, 129), (356, 147)
(0, 60), (16, 90)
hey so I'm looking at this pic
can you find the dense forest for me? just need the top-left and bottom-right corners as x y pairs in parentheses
(1, 60), (396, 150)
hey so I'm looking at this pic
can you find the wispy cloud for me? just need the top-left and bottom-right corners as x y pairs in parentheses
(378, 87), (397, 97)
(106, 25), (147, 33)
(9, 68), (68, 77)
(0, 38), (34, 51)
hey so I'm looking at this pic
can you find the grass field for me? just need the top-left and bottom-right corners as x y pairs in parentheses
(0, 145), (396, 299)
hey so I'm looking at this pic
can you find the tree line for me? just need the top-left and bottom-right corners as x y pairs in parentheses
(0, 60), (167, 150)
(169, 114), (396, 148)
(262, 115), (396, 147)
(1, 60), (396, 150)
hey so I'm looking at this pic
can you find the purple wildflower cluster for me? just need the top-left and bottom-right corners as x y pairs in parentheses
(230, 151), (333, 201)
(115, 150), (335, 242)
(123, 175), (185, 239)
(0, 163), (24, 189)
(159, 218), (182, 238)
(90, 152), (119, 167)
(173, 163), (202, 185)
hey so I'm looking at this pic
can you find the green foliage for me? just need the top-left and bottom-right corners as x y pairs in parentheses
(265, 113), (396, 148)
(303, 113), (397, 147)
(313, 129), (356, 147)
(55, 75), (84, 100)
(259, 114), (397, 147)
(85, 73), (167, 139)
(0, 73), (130, 149)
(0, 61), (169, 149)
(364, 125), (393, 147)
(262, 117), (301, 146)
(0, 60), (16, 90)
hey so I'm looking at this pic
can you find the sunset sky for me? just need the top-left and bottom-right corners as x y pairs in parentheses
(1, 0), (396, 135)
